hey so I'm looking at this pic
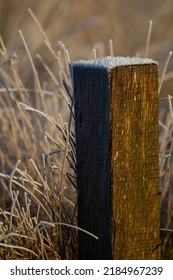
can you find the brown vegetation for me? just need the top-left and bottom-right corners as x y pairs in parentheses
(0, 0), (173, 259)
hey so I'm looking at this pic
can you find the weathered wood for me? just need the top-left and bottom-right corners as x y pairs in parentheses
(72, 57), (160, 260)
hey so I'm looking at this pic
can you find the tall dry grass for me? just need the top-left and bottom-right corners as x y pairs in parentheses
(0, 1), (173, 259)
(0, 9), (78, 259)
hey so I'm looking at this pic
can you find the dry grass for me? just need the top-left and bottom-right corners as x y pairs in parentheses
(0, 10), (77, 259)
(159, 96), (173, 259)
(0, 0), (173, 259)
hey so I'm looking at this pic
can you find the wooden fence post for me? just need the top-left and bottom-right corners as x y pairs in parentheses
(72, 57), (160, 260)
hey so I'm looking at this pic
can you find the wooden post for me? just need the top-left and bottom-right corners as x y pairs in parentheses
(72, 57), (160, 260)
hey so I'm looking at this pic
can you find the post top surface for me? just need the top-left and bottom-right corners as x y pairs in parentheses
(72, 56), (158, 69)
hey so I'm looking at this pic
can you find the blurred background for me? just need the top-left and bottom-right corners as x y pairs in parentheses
(0, 0), (173, 95)
(0, 0), (173, 259)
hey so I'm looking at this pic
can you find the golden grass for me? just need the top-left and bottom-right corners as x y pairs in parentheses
(0, 2), (173, 259)
(0, 9), (78, 259)
(159, 96), (173, 259)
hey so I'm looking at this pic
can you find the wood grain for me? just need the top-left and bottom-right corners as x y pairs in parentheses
(111, 64), (160, 259)
(73, 59), (160, 260)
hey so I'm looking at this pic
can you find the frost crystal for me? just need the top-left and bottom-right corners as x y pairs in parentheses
(73, 56), (158, 69)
